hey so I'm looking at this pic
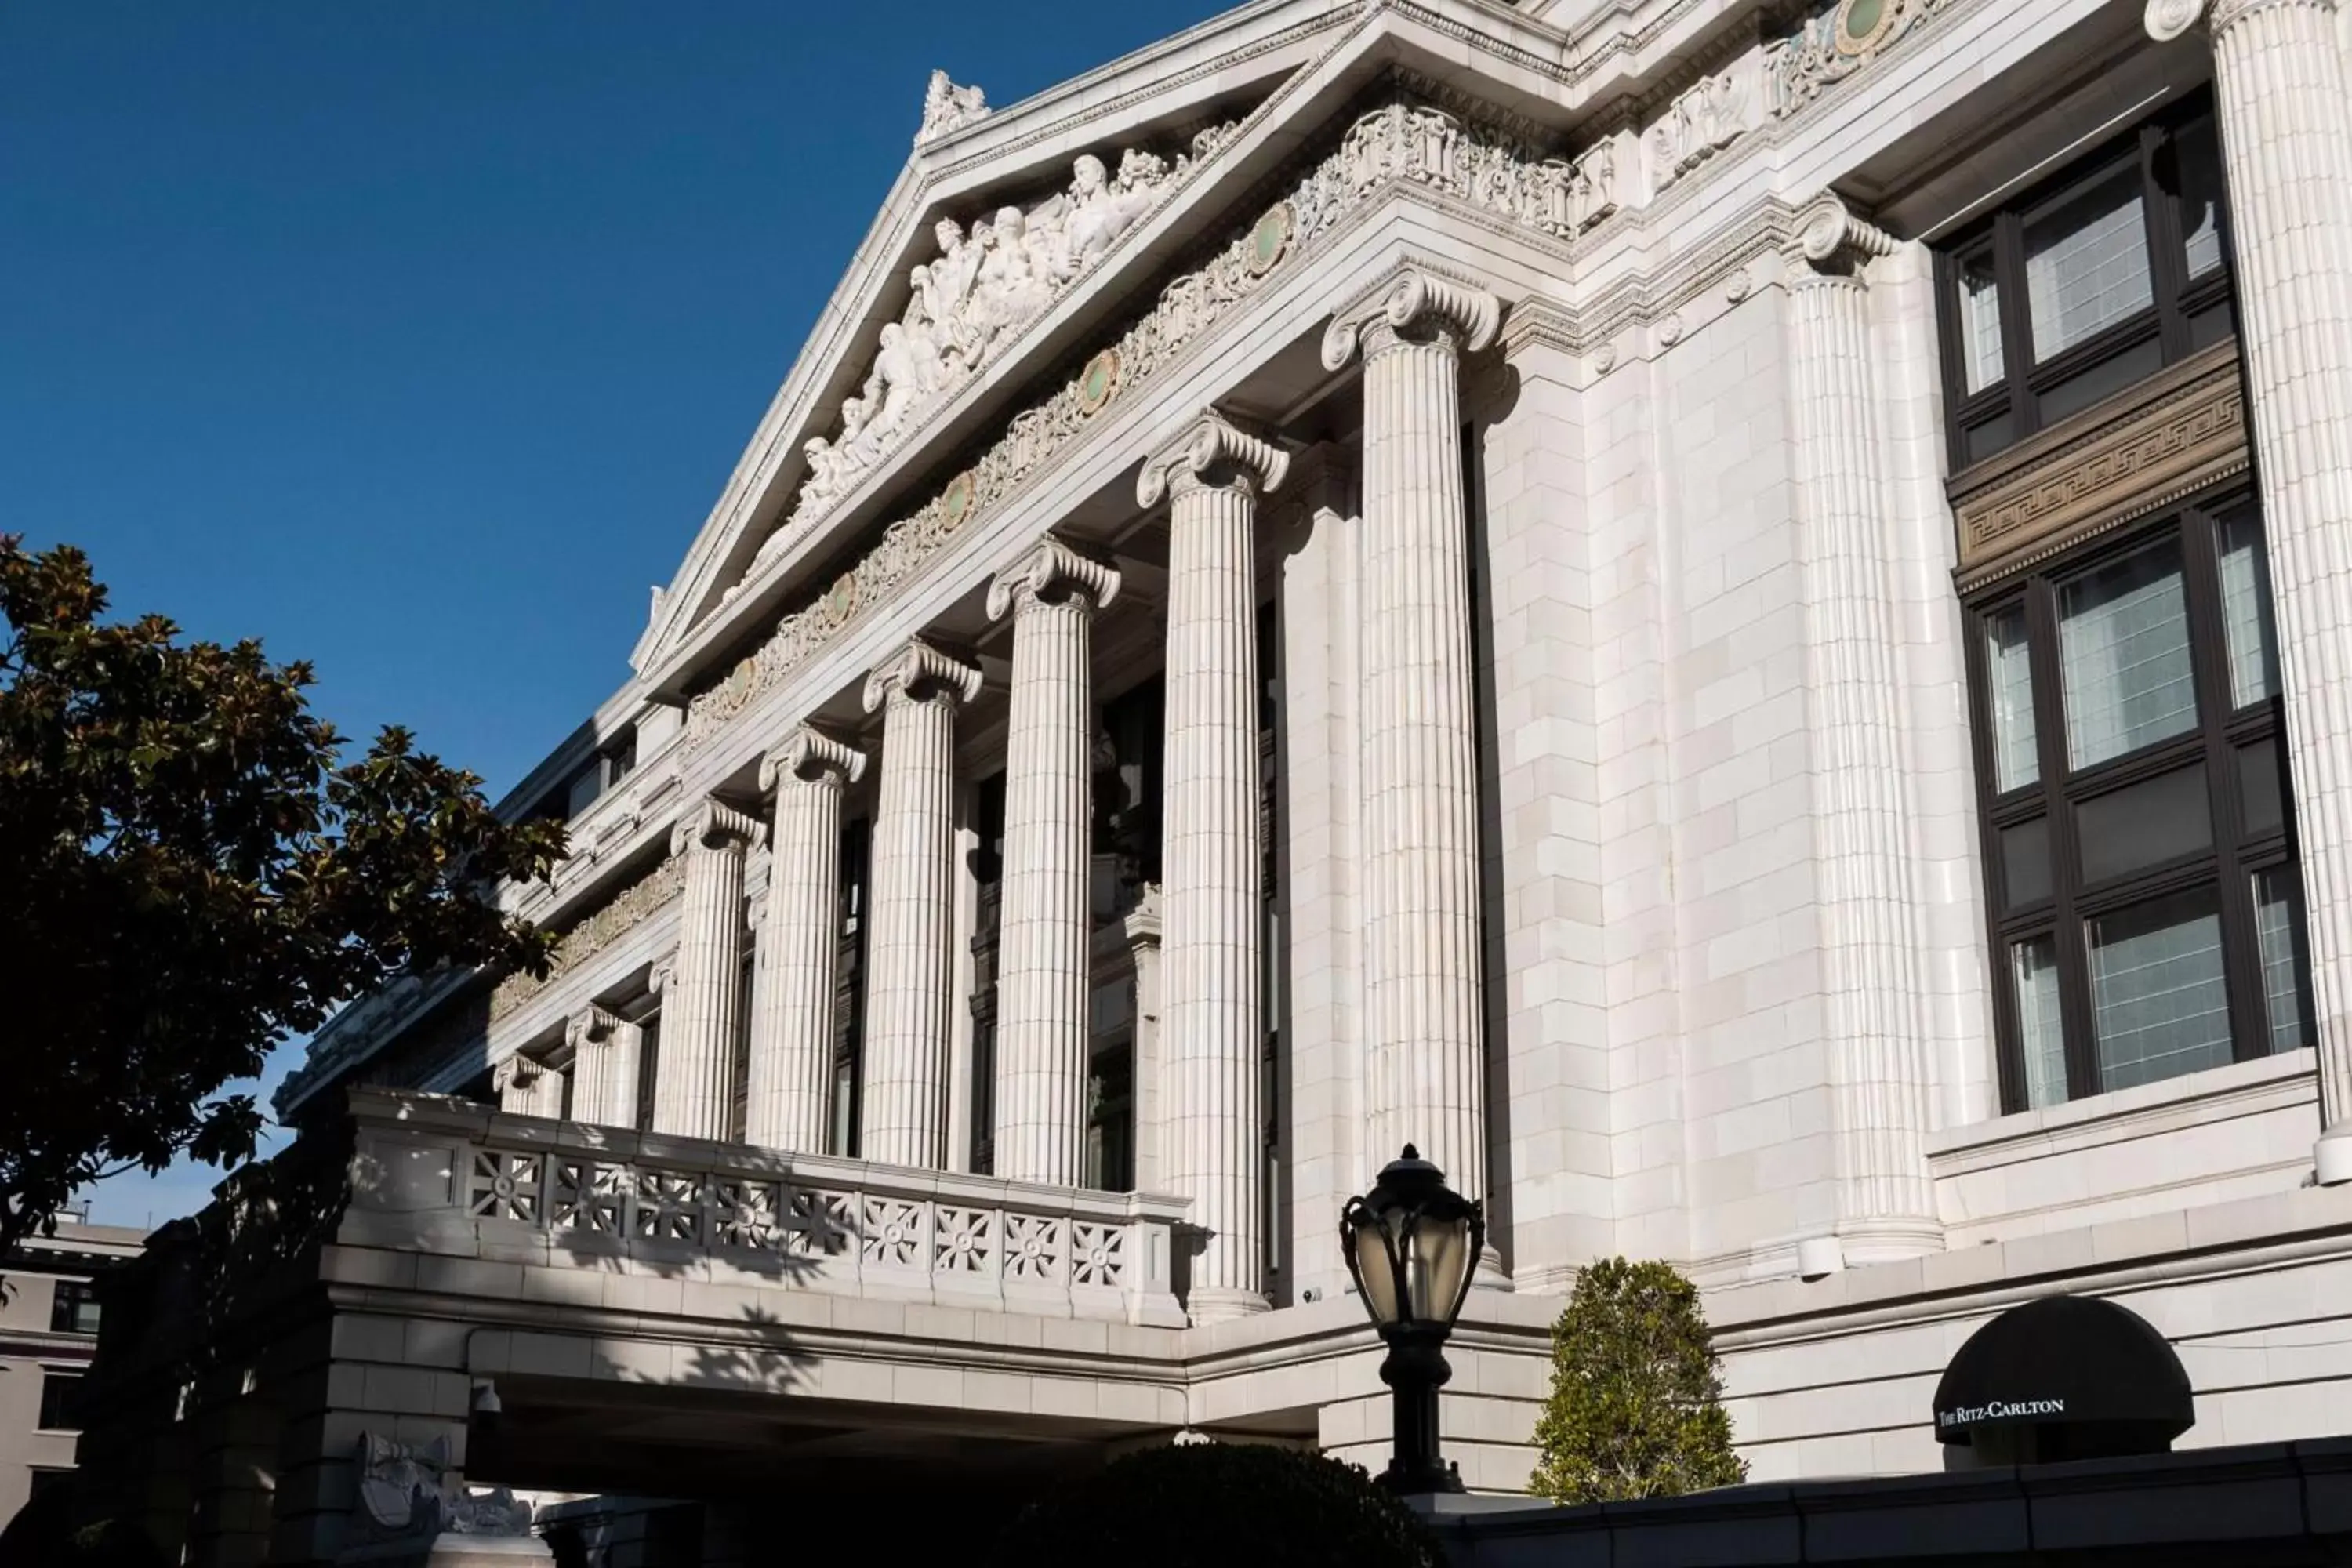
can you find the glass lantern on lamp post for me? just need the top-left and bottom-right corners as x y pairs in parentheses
(1338, 1144), (1485, 1495)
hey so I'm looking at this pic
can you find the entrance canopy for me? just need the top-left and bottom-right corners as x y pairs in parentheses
(1933, 1295), (2194, 1459)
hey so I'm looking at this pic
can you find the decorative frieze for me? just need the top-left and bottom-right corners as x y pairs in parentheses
(1647, 62), (1755, 190)
(1950, 341), (2249, 586)
(1766, 0), (1955, 117)
(488, 855), (686, 1024)
(688, 95), (1618, 753)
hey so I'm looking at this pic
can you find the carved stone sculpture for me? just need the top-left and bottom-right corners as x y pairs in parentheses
(353, 1433), (534, 1545)
(782, 122), (1239, 533)
(916, 69), (988, 143)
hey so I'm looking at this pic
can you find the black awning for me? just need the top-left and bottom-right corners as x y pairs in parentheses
(1933, 1294), (2194, 1453)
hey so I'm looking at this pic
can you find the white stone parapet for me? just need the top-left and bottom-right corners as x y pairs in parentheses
(2154, 0), (2352, 1178)
(1781, 197), (1940, 1257)
(1322, 267), (1501, 1233)
(987, 538), (1123, 1186)
(1138, 412), (1287, 1323)
(747, 728), (868, 1153)
(343, 1088), (1189, 1328)
(652, 800), (765, 1142)
(859, 640), (985, 1169)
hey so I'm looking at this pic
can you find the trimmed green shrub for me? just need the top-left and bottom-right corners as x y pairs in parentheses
(1529, 1256), (1748, 1504)
(989, 1441), (1445, 1568)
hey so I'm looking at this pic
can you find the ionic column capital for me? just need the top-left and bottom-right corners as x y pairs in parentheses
(647, 950), (677, 996)
(2148, 0), (2324, 38)
(1320, 267), (1501, 370)
(493, 1051), (552, 1094)
(860, 637), (984, 714)
(759, 724), (867, 793)
(985, 534), (1123, 621)
(565, 1003), (626, 1052)
(671, 797), (766, 856)
(1137, 410), (1290, 506)
(1790, 192), (1900, 281)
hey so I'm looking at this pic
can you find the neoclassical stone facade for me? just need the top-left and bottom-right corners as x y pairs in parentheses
(78, 0), (2352, 1562)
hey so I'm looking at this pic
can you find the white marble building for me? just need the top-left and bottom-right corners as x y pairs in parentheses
(84, 0), (2352, 1559)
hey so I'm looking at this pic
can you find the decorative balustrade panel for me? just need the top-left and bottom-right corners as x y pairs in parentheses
(347, 1094), (1185, 1327)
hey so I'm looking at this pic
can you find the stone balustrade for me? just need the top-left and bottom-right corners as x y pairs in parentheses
(343, 1088), (1189, 1327)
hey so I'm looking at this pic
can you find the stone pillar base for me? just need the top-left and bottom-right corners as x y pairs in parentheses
(1185, 1286), (1272, 1324)
(340, 1533), (553, 1566)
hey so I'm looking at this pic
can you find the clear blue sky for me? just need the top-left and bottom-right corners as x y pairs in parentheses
(5, 0), (1223, 1229)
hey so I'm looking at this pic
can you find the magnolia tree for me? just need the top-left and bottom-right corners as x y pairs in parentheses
(0, 536), (564, 1256)
(1529, 1256), (1749, 1504)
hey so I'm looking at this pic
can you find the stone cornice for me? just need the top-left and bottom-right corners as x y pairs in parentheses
(985, 535), (1123, 621)
(1137, 410), (1291, 506)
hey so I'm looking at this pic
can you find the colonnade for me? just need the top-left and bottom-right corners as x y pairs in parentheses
(495, 269), (1504, 1319)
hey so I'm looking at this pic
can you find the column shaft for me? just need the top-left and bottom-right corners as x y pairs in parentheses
(654, 802), (762, 1141)
(990, 543), (1119, 1187)
(1784, 217), (1939, 1254)
(1141, 416), (1287, 1321)
(565, 1006), (641, 1130)
(1357, 328), (1489, 1208)
(2205, 0), (2352, 1165)
(859, 643), (982, 1168)
(746, 731), (865, 1152)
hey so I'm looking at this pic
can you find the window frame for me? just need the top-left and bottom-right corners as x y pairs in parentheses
(1965, 488), (2314, 1113)
(48, 1277), (100, 1337)
(1936, 93), (2234, 470)
(37, 1370), (83, 1432)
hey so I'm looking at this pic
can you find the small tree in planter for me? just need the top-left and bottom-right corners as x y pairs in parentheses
(1529, 1256), (1748, 1504)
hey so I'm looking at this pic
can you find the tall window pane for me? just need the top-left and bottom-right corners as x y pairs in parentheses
(2059, 541), (2198, 768)
(2254, 868), (2310, 1054)
(1958, 252), (2006, 393)
(2012, 935), (2069, 1109)
(2176, 115), (2227, 279)
(1984, 604), (2039, 790)
(2024, 162), (2154, 360)
(2089, 889), (2232, 1091)
(2217, 510), (2281, 707)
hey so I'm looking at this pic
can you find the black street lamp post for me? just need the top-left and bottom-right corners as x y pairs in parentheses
(1338, 1144), (1485, 1495)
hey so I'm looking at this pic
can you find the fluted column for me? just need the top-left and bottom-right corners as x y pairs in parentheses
(1138, 412), (1287, 1323)
(494, 1051), (564, 1118)
(986, 538), (1123, 1186)
(746, 727), (867, 1152)
(2149, 0), (2352, 1182)
(1783, 197), (1940, 1261)
(1322, 269), (1501, 1250)
(654, 799), (764, 1141)
(858, 639), (984, 1169)
(564, 1004), (642, 1129)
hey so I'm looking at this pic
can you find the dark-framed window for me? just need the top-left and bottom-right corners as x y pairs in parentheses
(1968, 491), (2313, 1113)
(38, 1371), (82, 1432)
(49, 1278), (100, 1337)
(1937, 94), (2234, 469)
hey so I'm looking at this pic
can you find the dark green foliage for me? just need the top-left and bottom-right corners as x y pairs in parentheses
(0, 537), (565, 1254)
(1529, 1256), (1749, 1504)
(989, 1442), (1446, 1568)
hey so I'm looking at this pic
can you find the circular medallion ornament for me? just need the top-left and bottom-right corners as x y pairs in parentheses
(823, 571), (859, 626)
(940, 470), (977, 530)
(722, 655), (757, 704)
(1247, 201), (1296, 278)
(1076, 348), (1122, 417)
(1835, 0), (1895, 55)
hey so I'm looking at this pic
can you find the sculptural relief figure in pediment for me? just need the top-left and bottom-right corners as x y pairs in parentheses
(771, 122), (1238, 546)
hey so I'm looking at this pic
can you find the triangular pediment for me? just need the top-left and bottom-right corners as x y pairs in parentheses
(633, 0), (1644, 694)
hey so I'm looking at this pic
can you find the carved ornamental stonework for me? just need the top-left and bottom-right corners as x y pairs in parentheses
(1766, 0), (1958, 116)
(489, 853), (687, 1024)
(1951, 339), (2249, 589)
(778, 121), (1245, 535)
(687, 96), (1620, 751)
